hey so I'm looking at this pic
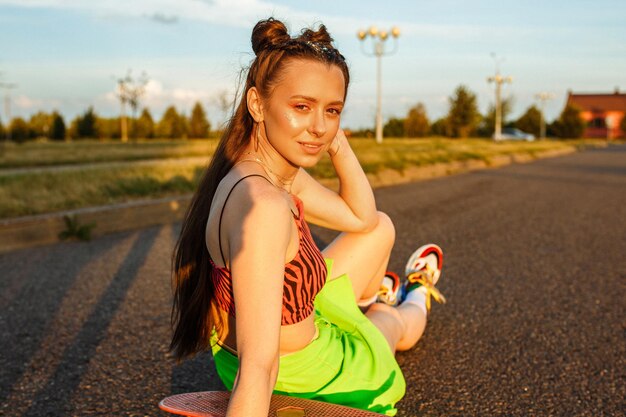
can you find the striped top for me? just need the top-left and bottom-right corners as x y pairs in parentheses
(210, 192), (327, 325)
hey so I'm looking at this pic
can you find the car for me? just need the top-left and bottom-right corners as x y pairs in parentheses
(494, 128), (536, 141)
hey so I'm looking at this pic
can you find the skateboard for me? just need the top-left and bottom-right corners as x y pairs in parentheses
(159, 391), (384, 416)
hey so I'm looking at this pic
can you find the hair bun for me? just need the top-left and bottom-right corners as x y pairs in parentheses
(251, 18), (291, 56)
(299, 25), (334, 46)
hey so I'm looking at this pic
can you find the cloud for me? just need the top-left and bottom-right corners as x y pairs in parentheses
(14, 95), (45, 109)
(0, 0), (512, 40)
(146, 12), (179, 24)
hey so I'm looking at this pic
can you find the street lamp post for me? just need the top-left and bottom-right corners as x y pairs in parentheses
(535, 92), (554, 140)
(487, 54), (512, 141)
(357, 26), (400, 144)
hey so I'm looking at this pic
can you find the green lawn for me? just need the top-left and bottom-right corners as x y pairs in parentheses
(0, 137), (605, 219)
(0, 139), (217, 169)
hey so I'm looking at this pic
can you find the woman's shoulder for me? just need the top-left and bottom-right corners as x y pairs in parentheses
(217, 170), (293, 220)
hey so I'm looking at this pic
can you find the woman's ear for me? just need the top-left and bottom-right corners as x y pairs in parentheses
(246, 87), (264, 123)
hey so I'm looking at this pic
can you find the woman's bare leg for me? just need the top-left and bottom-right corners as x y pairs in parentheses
(322, 211), (395, 302)
(365, 303), (427, 353)
(322, 211), (427, 352)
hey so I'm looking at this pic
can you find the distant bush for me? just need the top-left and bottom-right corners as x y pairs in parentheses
(552, 103), (585, 139)
(50, 112), (66, 141)
(447, 85), (481, 138)
(10, 117), (31, 143)
(430, 117), (448, 137)
(135, 108), (155, 139)
(515, 105), (542, 138)
(188, 102), (211, 139)
(404, 103), (430, 137)
(70, 107), (99, 139)
(383, 117), (405, 137)
(157, 106), (187, 139)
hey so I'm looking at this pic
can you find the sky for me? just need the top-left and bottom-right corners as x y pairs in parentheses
(0, 0), (625, 130)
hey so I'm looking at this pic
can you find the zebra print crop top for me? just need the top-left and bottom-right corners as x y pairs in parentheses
(209, 175), (327, 325)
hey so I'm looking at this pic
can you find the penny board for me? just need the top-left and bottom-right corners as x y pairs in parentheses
(159, 391), (383, 416)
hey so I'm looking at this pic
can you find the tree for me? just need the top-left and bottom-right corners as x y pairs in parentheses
(50, 112), (66, 141)
(619, 115), (626, 138)
(430, 117), (448, 137)
(10, 117), (31, 143)
(552, 103), (585, 139)
(0, 118), (5, 140)
(383, 117), (405, 137)
(115, 70), (148, 141)
(350, 127), (374, 138)
(156, 106), (187, 139)
(478, 97), (514, 137)
(515, 105), (542, 138)
(29, 111), (53, 139)
(96, 117), (121, 139)
(75, 107), (99, 139)
(188, 102), (210, 138)
(446, 85), (480, 138)
(404, 103), (430, 137)
(135, 108), (155, 139)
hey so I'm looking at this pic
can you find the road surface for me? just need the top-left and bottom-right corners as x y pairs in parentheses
(1, 145), (624, 416)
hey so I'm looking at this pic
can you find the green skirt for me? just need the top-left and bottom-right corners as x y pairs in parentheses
(211, 259), (406, 416)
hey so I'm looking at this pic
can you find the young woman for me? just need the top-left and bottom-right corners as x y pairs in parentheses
(170, 18), (445, 417)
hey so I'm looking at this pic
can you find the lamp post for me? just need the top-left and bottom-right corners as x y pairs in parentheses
(487, 53), (512, 141)
(535, 92), (554, 140)
(357, 26), (400, 144)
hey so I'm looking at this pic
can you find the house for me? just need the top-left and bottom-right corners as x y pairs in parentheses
(566, 89), (626, 139)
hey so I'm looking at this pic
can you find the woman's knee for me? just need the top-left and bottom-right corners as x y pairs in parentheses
(373, 211), (395, 248)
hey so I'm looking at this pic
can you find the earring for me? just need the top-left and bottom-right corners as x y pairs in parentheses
(255, 122), (261, 151)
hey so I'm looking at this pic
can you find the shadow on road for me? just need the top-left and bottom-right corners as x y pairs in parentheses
(17, 227), (160, 416)
(0, 241), (114, 406)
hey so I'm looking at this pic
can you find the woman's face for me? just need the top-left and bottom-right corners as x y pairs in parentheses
(260, 59), (346, 168)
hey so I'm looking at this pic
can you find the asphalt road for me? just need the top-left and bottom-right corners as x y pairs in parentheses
(1, 144), (624, 416)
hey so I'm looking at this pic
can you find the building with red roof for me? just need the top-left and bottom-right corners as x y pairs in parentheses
(566, 89), (626, 139)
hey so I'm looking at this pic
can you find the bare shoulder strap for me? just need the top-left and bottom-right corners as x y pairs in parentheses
(217, 174), (271, 266)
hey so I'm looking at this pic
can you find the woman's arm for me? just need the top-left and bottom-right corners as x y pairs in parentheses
(293, 129), (378, 232)
(222, 180), (292, 417)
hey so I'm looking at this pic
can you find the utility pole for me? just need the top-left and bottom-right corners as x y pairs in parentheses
(487, 53), (512, 141)
(535, 92), (554, 140)
(0, 80), (17, 142)
(357, 26), (400, 144)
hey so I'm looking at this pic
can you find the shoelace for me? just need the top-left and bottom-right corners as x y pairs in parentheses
(376, 287), (398, 305)
(406, 264), (446, 312)
(376, 272), (400, 305)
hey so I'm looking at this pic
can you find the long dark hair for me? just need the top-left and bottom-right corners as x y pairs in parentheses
(170, 17), (351, 360)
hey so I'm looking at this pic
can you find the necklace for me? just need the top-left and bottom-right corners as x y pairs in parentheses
(235, 152), (295, 192)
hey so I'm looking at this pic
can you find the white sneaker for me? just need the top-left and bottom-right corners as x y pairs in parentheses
(400, 244), (446, 312)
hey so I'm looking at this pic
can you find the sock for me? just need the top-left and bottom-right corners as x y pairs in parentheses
(401, 286), (428, 316)
(357, 294), (377, 308)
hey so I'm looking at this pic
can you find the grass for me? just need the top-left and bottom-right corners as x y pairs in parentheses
(0, 162), (204, 219)
(310, 137), (599, 178)
(0, 137), (606, 219)
(0, 139), (217, 169)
